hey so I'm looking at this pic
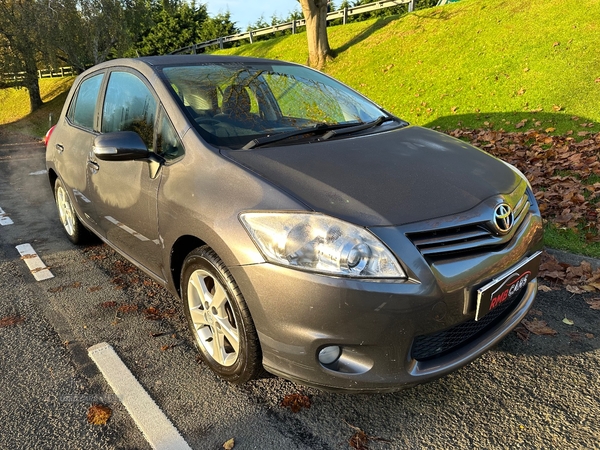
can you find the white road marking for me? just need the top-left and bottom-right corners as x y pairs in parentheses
(0, 206), (14, 226)
(29, 169), (48, 175)
(88, 343), (192, 450)
(15, 243), (54, 281)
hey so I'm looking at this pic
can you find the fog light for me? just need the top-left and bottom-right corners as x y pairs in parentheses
(318, 345), (341, 365)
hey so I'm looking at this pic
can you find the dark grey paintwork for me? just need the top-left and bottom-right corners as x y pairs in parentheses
(224, 126), (521, 226)
(46, 55), (544, 392)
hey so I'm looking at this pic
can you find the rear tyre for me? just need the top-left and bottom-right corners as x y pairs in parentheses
(54, 178), (90, 245)
(182, 246), (261, 384)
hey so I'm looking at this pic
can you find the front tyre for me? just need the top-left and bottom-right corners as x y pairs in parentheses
(54, 178), (90, 245)
(182, 246), (261, 384)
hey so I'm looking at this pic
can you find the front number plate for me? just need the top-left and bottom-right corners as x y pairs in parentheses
(475, 251), (542, 321)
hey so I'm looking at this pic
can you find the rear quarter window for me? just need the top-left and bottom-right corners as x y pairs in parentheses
(67, 73), (104, 129)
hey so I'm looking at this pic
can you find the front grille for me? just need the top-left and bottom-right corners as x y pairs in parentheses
(406, 193), (530, 259)
(411, 286), (524, 361)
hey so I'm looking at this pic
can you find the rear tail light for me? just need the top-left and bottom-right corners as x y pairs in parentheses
(44, 125), (56, 147)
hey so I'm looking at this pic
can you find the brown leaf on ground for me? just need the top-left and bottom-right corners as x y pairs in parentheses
(514, 326), (530, 341)
(566, 285), (585, 294)
(144, 307), (175, 321)
(0, 316), (25, 327)
(522, 318), (558, 336)
(160, 344), (176, 351)
(345, 421), (391, 449)
(538, 285), (553, 292)
(223, 438), (235, 449)
(87, 404), (112, 425)
(101, 301), (117, 308)
(349, 429), (370, 450)
(88, 286), (102, 292)
(281, 393), (311, 413)
(585, 333), (595, 339)
(117, 304), (138, 313)
(585, 299), (600, 310)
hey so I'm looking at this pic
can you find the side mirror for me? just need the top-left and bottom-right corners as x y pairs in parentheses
(93, 131), (149, 161)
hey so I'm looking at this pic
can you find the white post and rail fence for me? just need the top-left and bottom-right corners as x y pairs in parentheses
(171, 0), (418, 55)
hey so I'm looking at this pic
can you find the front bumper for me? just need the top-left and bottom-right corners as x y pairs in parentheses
(230, 210), (543, 393)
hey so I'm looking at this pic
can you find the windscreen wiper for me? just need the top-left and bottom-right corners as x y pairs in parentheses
(242, 122), (362, 150)
(319, 116), (399, 141)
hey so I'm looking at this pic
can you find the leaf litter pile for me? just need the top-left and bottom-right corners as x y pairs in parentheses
(448, 129), (600, 240)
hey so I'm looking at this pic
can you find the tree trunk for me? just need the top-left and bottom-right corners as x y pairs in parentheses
(23, 53), (43, 112)
(299, 0), (333, 70)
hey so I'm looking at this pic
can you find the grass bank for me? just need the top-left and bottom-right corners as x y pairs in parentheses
(0, 77), (74, 137)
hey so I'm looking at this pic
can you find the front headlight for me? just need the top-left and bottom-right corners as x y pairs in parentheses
(239, 212), (406, 279)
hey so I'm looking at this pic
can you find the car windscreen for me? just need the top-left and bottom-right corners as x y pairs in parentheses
(162, 63), (389, 149)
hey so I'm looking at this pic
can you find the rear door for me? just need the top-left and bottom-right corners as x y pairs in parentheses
(53, 72), (105, 230)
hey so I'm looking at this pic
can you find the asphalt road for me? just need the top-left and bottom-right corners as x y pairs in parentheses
(0, 132), (598, 449)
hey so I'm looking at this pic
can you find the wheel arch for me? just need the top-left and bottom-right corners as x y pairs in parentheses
(170, 235), (207, 297)
(47, 168), (58, 191)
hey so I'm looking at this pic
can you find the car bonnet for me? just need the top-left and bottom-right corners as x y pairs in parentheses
(222, 126), (521, 227)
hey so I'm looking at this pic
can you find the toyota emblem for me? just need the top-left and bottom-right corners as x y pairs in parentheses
(493, 203), (514, 234)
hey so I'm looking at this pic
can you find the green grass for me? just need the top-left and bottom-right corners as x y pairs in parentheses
(216, 0), (600, 135)
(544, 225), (600, 259)
(0, 77), (74, 137)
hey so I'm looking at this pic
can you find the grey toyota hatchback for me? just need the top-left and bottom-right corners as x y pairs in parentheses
(46, 55), (543, 392)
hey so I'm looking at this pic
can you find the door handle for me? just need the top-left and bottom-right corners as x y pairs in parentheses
(87, 160), (100, 173)
(55, 144), (64, 153)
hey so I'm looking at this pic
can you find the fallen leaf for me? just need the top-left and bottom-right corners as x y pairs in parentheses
(281, 393), (311, 413)
(0, 316), (25, 327)
(160, 344), (176, 351)
(349, 429), (370, 450)
(585, 333), (594, 339)
(585, 299), (600, 310)
(562, 317), (574, 325)
(566, 285), (585, 294)
(117, 304), (138, 313)
(522, 318), (557, 336)
(101, 301), (117, 308)
(144, 307), (175, 320)
(87, 404), (112, 425)
(223, 438), (235, 450)
(345, 421), (391, 449)
(538, 285), (552, 292)
(88, 286), (102, 292)
(545, 127), (556, 133)
(514, 326), (530, 341)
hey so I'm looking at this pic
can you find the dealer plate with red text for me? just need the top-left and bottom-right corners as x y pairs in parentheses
(475, 251), (542, 321)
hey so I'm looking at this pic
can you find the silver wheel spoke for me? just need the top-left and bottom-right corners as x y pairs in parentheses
(209, 282), (228, 310)
(211, 329), (228, 365)
(215, 316), (240, 353)
(189, 305), (208, 327)
(188, 274), (206, 307)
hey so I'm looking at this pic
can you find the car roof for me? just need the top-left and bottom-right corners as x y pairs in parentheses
(139, 54), (294, 67)
(79, 55), (298, 80)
